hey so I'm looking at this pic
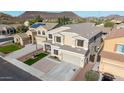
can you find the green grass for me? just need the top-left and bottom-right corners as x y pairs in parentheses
(24, 53), (48, 65)
(85, 70), (100, 81)
(0, 44), (21, 54)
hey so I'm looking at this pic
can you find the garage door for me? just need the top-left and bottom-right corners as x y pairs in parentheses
(62, 52), (83, 66)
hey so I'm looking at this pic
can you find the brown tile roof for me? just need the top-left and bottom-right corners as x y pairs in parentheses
(105, 28), (124, 40)
(101, 51), (124, 62)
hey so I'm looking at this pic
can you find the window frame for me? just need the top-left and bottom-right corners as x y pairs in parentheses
(76, 39), (84, 47)
(48, 34), (52, 39)
(54, 49), (58, 55)
(55, 36), (61, 43)
(116, 44), (124, 54)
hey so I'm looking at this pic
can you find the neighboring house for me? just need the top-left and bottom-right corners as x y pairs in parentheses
(34, 22), (58, 45)
(42, 23), (103, 67)
(116, 23), (124, 29)
(111, 19), (122, 24)
(0, 25), (16, 36)
(13, 22), (57, 46)
(26, 29), (37, 44)
(99, 29), (124, 78)
(14, 33), (30, 46)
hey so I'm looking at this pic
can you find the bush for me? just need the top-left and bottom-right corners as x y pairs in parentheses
(104, 21), (114, 27)
(85, 70), (99, 81)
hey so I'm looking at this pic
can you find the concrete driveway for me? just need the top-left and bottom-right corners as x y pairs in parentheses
(6, 44), (42, 59)
(31, 56), (81, 81)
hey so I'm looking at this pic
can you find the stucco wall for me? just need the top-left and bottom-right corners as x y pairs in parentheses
(99, 58), (124, 78)
(35, 36), (47, 45)
(103, 37), (124, 53)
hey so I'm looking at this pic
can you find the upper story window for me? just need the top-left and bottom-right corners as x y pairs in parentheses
(48, 34), (52, 39)
(38, 31), (41, 35)
(116, 44), (124, 54)
(42, 31), (45, 35)
(54, 49), (58, 55)
(77, 40), (84, 47)
(56, 36), (61, 43)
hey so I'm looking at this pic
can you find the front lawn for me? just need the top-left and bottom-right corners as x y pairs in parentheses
(0, 44), (21, 54)
(24, 53), (48, 65)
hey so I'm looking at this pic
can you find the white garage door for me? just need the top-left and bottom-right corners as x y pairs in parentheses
(62, 52), (83, 67)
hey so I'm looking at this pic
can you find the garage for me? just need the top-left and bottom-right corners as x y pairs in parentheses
(62, 51), (84, 67)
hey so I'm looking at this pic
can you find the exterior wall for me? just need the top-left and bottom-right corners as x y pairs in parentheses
(26, 31), (34, 43)
(64, 35), (73, 46)
(99, 58), (124, 78)
(14, 35), (24, 46)
(89, 33), (102, 55)
(36, 27), (47, 36)
(35, 36), (47, 45)
(103, 37), (124, 53)
(50, 45), (85, 67)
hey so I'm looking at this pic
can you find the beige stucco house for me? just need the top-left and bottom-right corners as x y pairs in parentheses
(99, 29), (124, 78)
(41, 23), (103, 68)
(14, 33), (30, 46)
(14, 22), (57, 46)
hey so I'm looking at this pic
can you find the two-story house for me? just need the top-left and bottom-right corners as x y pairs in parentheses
(42, 23), (102, 68)
(99, 29), (124, 78)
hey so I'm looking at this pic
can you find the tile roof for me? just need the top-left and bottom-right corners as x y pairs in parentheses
(105, 28), (124, 40)
(48, 23), (102, 39)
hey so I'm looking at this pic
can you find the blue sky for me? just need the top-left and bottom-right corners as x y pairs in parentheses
(1, 11), (124, 17)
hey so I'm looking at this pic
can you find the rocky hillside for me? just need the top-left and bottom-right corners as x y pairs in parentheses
(19, 11), (81, 20)
(0, 13), (24, 24)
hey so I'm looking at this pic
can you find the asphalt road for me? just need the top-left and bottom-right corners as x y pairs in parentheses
(0, 57), (41, 81)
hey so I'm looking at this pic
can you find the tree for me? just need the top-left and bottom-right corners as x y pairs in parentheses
(16, 25), (29, 33)
(58, 16), (71, 26)
(77, 18), (87, 23)
(104, 21), (114, 27)
(29, 16), (44, 26)
(85, 70), (99, 81)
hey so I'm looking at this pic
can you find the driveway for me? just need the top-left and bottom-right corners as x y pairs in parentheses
(32, 57), (58, 73)
(6, 44), (42, 59)
(31, 56), (81, 81)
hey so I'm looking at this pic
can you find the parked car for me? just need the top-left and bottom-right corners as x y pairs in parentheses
(102, 73), (115, 81)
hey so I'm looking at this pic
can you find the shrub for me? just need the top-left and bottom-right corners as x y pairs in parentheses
(85, 70), (99, 81)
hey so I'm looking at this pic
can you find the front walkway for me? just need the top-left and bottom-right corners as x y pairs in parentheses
(6, 44), (42, 59)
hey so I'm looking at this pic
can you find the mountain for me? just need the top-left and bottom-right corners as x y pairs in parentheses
(0, 13), (23, 24)
(100, 14), (124, 21)
(19, 11), (81, 20)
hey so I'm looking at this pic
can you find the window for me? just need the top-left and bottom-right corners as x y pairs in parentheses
(116, 44), (124, 53)
(38, 31), (41, 35)
(77, 40), (84, 47)
(49, 34), (52, 39)
(42, 31), (45, 35)
(54, 49), (58, 55)
(56, 36), (61, 43)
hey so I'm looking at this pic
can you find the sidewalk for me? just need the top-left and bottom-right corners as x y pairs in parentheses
(6, 44), (42, 59)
